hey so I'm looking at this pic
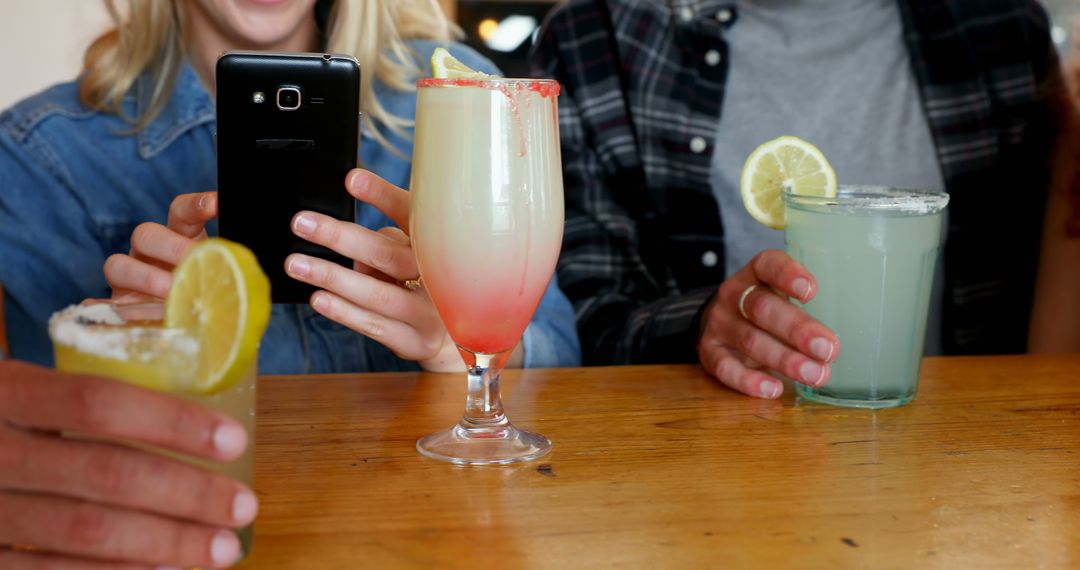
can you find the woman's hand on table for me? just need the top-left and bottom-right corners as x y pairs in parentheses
(285, 169), (462, 372)
(0, 360), (254, 569)
(697, 250), (840, 399)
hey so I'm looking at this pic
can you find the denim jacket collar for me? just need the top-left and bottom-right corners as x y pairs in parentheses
(135, 60), (215, 159)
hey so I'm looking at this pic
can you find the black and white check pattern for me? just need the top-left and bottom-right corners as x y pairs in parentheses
(532, 0), (1063, 365)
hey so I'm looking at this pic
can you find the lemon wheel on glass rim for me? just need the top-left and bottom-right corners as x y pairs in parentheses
(740, 135), (838, 230)
(165, 238), (271, 395)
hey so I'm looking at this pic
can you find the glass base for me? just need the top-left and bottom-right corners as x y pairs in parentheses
(796, 384), (914, 409)
(417, 421), (552, 465)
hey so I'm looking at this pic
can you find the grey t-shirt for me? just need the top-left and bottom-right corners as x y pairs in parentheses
(710, 0), (948, 354)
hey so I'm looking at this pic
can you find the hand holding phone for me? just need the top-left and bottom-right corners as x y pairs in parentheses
(216, 51), (361, 303)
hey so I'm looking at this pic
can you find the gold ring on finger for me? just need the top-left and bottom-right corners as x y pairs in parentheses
(737, 284), (758, 320)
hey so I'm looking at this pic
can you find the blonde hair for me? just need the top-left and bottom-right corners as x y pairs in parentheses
(80, 0), (458, 153)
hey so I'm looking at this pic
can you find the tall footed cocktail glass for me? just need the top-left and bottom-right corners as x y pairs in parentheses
(410, 76), (563, 465)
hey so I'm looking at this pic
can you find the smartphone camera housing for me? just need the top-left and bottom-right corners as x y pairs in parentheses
(276, 86), (301, 111)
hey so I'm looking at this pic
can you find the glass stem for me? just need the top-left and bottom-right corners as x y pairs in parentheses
(460, 350), (510, 428)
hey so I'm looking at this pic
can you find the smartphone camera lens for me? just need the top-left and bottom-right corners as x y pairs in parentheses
(276, 87), (301, 111)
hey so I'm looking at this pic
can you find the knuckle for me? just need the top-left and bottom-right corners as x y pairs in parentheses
(754, 249), (786, 281)
(0, 434), (26, 475)
(313, 262), (336, 289)
(64, 506), (112, 550)
(717, 280), (742, 308)
(180, 471), (228, 524)
(750, 251), (771, 273)
(362, 315), (385, 338)
(168, 401), (201, 442)
(789, 318), (820, 346)
(315, 294), (339, 318)
(131, 222), (159, 249)
(84, 449), (138, 497)
(779, 351), (806, 379)
(103, 254), (126, 282)
(370, 243), (398, 270)
(354, 310), (384, 338)
(71, 381), (113, 433)
(168, 235), (190, 264)
(422, 340), (441, 360)
(747, 291), (772, 321)
(141, 268), (164, 297)
(166, 523), (210, 567)
(735, 326), (759, 357)
(713, 355), (741, 383)
(368, 285), (395, 314)
(322, 220), (343, 247)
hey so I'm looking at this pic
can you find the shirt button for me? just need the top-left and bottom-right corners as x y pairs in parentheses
(680, 7), (694, 22)
(716, 8), (734, 23)
(690, 136), (707, 154)
(702, 250), (719, 268)
(705, 50), (722, 66)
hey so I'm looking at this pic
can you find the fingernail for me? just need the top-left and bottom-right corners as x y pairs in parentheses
(232, 489), (258, 525)
(197, 194), (209, 211)
(792, 278), (812, 301)
(800, 361), (825, 385)
(211, 530), (241, 567)
(293, 213), (316, 236)
(810, 337), (834, 362)
(213, 423), (247, 459)
(311, 293), (328, 312)
(760, 380), (782, 399)
(287, 257), (310, 278)
(346, 169), (362, 189)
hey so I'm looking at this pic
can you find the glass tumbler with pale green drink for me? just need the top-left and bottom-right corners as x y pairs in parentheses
(783, 186), (949, 408)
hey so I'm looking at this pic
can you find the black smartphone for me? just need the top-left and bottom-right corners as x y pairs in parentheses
(216, 51), (360, 304)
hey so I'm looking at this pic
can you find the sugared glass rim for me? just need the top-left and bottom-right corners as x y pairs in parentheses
(783, 185), (949, 214)
(416, 77), (560, 96)
(48, 300), (194, 360)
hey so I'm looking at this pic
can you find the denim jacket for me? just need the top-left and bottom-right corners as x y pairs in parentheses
(0, 40), (581, 373)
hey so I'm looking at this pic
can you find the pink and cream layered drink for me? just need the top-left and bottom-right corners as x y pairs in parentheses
(410, 78), (564, 354)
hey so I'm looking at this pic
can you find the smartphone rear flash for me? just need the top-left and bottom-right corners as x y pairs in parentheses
(253, 92), (266, 104)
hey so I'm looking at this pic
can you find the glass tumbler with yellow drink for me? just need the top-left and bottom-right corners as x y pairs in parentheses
(48, 238), (271, 558)
(742, 136), (948, 408)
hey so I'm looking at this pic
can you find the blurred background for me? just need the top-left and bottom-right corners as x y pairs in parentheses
(0, 0), (1076, 110)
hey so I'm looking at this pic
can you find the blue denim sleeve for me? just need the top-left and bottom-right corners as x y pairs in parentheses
(521, 274), (581, 368)
(0, 121), (109, 366)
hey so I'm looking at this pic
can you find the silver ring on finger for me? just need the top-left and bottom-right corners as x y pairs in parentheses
(737, 284), (758, 321)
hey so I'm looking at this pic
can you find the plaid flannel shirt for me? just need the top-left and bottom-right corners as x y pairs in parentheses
(532, 0), (1063, 365)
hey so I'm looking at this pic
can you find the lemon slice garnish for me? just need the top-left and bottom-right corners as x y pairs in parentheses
(740, 136), (838, 229)
(165, 239), (270, 395)
(430, 47), (492, 79)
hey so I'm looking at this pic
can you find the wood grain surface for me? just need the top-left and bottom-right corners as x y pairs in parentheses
(234, 355), (1080, 569)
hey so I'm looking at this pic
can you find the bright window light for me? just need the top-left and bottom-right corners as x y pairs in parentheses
(483, 15), (539, 53)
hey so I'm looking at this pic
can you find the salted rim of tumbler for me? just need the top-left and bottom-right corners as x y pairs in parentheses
(783, 185), (949, 215)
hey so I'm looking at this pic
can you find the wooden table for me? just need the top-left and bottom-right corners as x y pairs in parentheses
(235, 355), (1080, 569)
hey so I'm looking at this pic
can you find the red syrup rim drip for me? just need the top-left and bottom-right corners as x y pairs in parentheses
(416, 77), (561, 98)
